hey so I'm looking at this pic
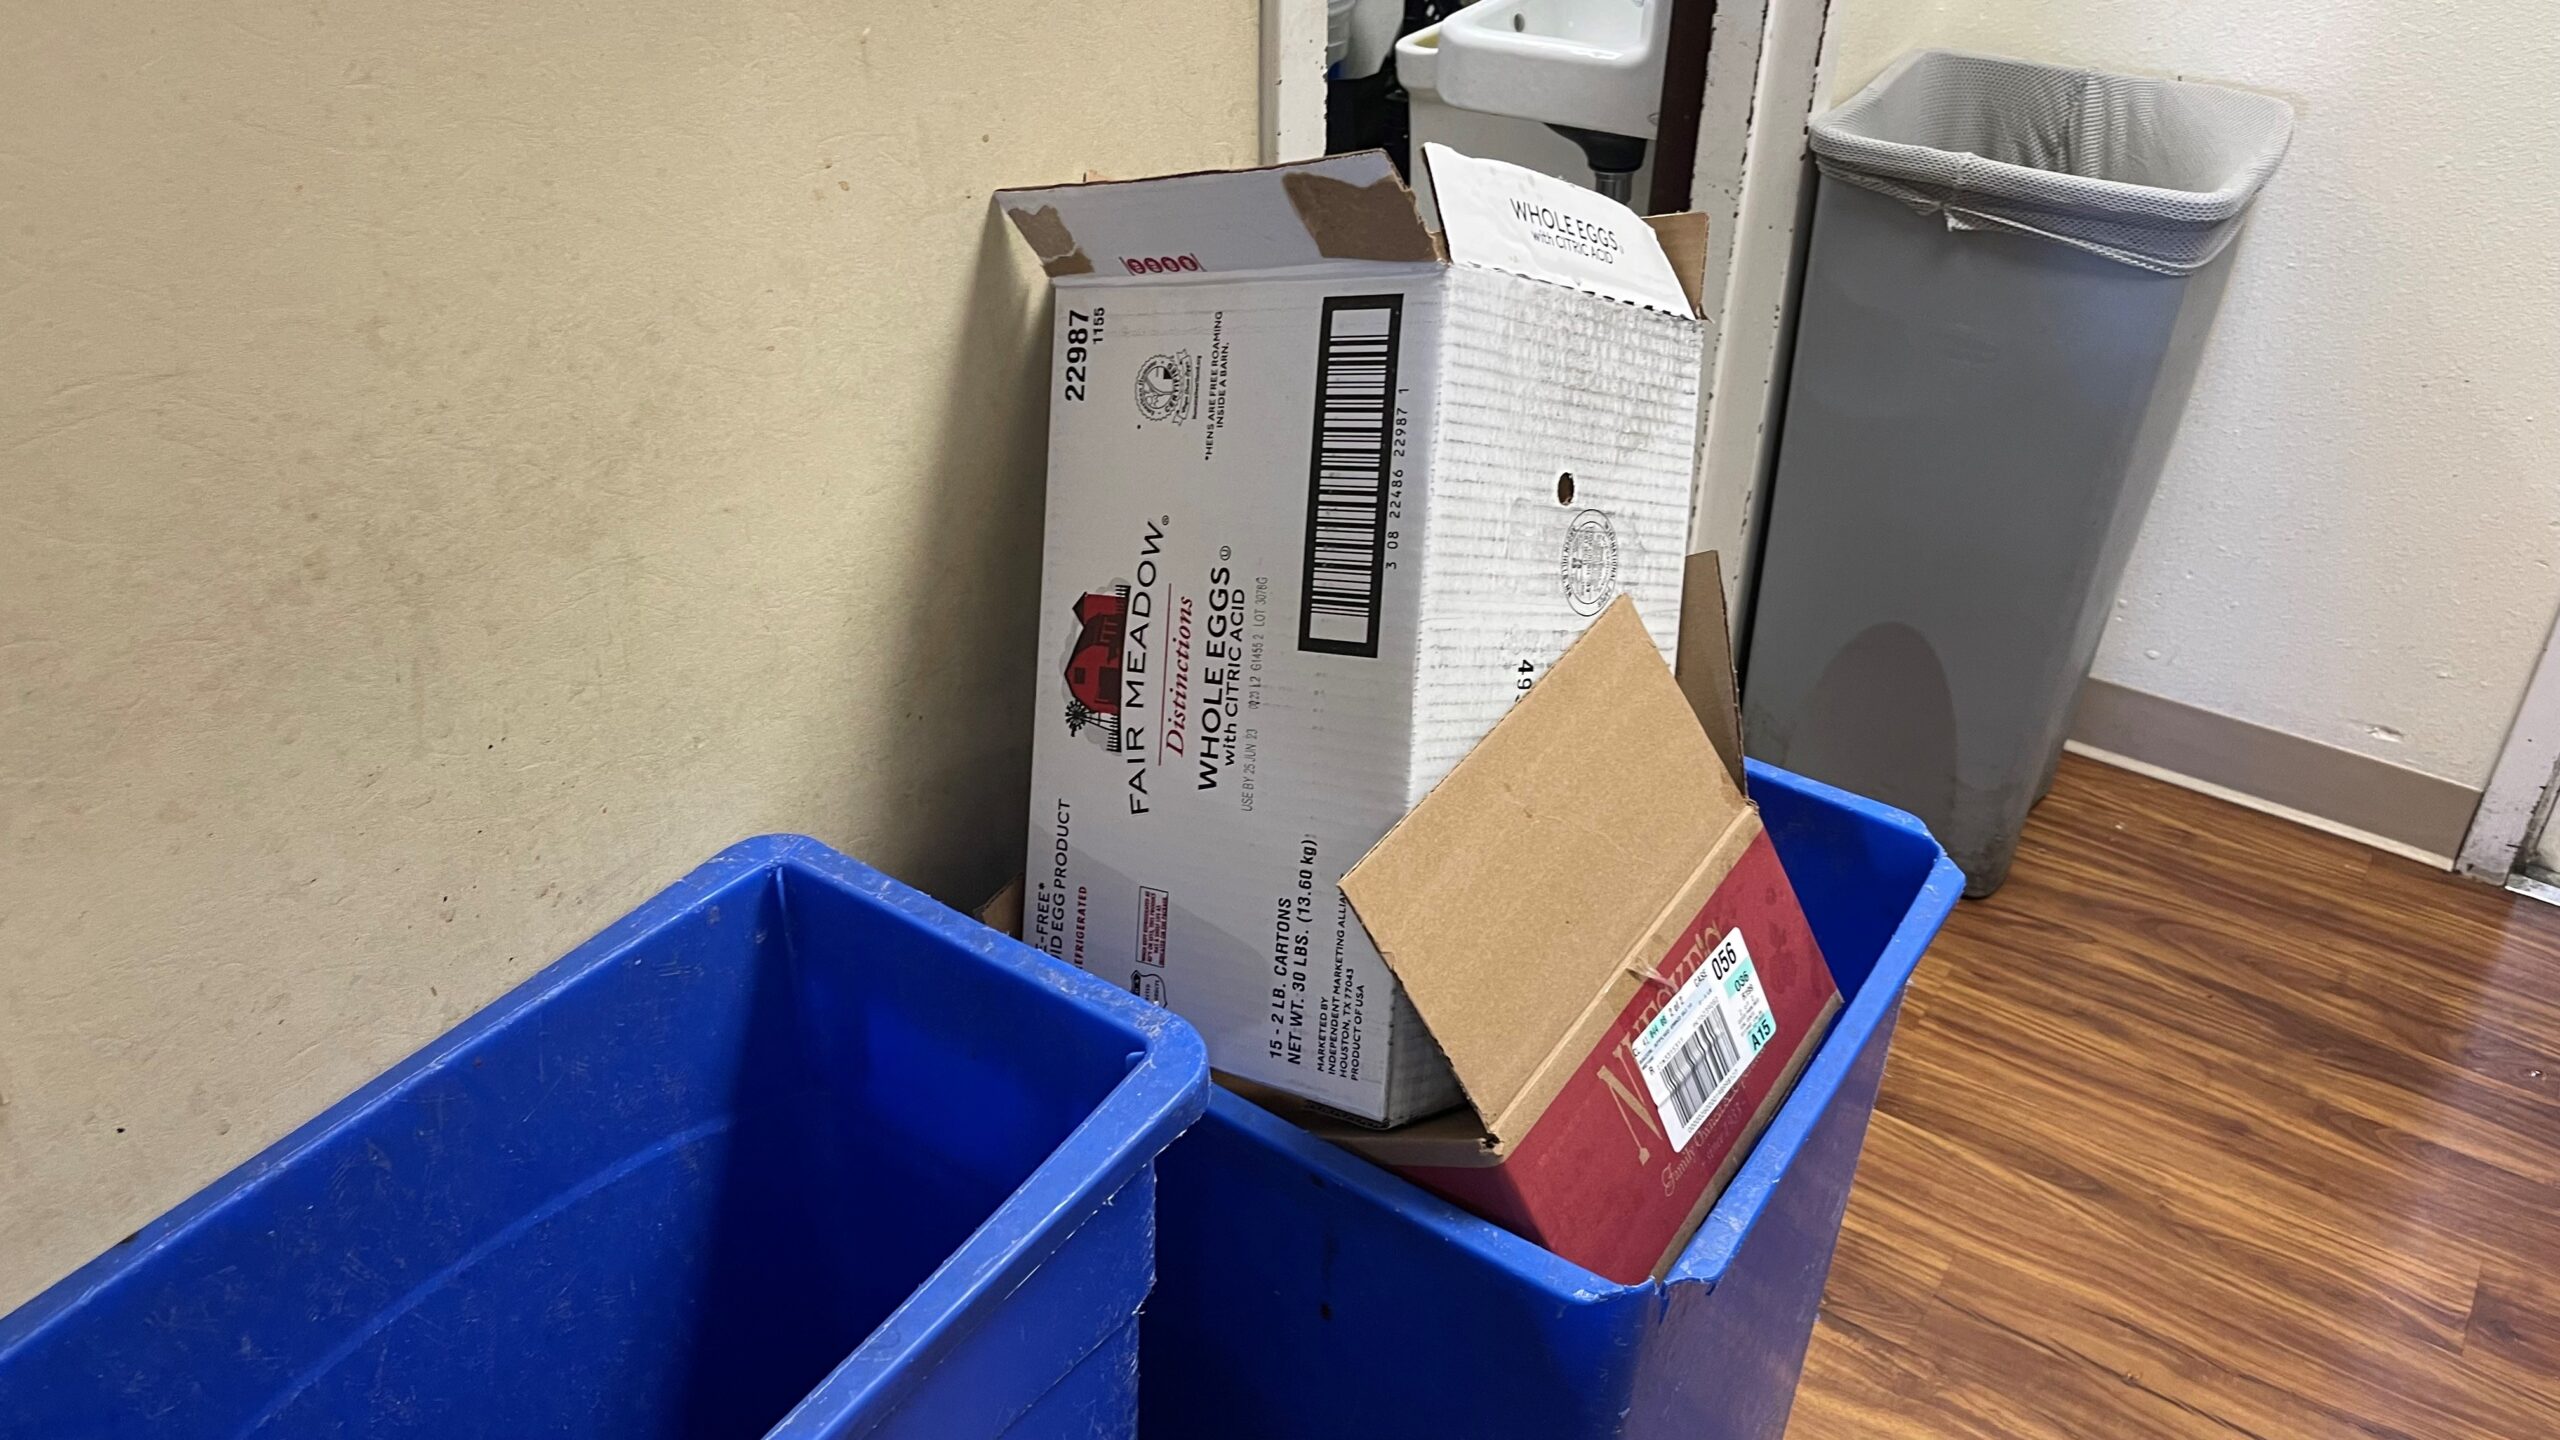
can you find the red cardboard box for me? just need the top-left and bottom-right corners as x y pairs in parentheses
(1311, 592), (1840, 1283)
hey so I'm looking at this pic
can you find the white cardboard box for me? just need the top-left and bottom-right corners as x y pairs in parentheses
(999, 146), (1705, 1123)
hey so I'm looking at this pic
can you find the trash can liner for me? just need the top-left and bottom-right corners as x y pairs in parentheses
(1811, 50), (2294, 274)
(1748, 49), (2295, 893)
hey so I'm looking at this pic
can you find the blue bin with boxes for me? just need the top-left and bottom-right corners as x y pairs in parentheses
(0, 836), (1207, 1440)
(1139, 761), (1963, 1439)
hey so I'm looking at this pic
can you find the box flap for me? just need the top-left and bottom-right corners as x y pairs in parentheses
(1674, 551), (1746, 794)
(1341, 597), (1752, 1141)
(997, 151), (1437, 280)
(973, 877), (1024, 939)
(1642, 212), (1712, 315)
(1421, 143), (1698, 317)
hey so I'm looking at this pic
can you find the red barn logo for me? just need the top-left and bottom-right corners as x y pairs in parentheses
(1062, 585), (1129, 750)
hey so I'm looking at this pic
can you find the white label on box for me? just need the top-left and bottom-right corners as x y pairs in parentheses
(1422, 143), (1695, 317)
(1632, 930), (1778, 1152)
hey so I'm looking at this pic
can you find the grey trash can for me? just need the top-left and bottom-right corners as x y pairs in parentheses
(1743, 50), (2293, 895)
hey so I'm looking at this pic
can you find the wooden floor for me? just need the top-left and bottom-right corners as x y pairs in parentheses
(1784, 755), (2560, 1440)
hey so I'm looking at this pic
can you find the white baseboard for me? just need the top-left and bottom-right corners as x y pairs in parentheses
(2068, 679), (2482, 869)
(2063, 741), (2456, 870)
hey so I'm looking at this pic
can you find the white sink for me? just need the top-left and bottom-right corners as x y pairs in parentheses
(1409, 0), (1673, 141)
(1395, 23), (1658, 221)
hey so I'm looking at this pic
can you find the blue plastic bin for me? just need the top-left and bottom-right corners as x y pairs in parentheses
(1140, 761), (1962, 1439)
(0, 836), (1208, 1439)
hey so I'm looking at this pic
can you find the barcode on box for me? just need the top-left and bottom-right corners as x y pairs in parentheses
(1633, 930), (1778, 1152)
(1660, 1012), (1744, 1132)
(1297, 295), (1401, 657)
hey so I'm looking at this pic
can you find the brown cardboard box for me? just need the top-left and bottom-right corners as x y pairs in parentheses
(1298, 590), (1840, 1284)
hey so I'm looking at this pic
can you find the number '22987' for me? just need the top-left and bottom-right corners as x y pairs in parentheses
(1062, 307), (1104, 402)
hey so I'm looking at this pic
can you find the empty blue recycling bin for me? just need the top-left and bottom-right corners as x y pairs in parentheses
(0, 836), (1208, 1439)
(1140, 761), (1962, 1439)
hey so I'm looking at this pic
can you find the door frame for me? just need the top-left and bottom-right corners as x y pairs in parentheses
(1681, 0), (1828, 616)
(1261, 0), (1328, 163)
(2457, 605), (2560, 882)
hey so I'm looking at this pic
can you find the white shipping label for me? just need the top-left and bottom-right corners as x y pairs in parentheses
(1632, 931), (1779, 1153)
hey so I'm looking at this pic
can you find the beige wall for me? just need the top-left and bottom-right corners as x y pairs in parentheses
(1817, 4), (2560, 800)
(0, 2), (1257, 1310)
